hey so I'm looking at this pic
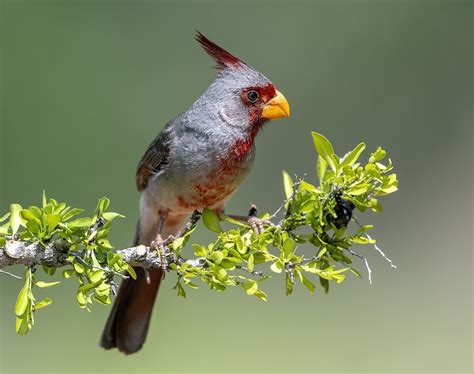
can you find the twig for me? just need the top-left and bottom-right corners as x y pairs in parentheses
(0, 269), (21, 279)
(235, 265), (263, 277)
(365, 233), (397, 269)
(344, 247), (373, 284)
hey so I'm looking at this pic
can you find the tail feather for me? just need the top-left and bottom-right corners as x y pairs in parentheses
(100, 209), (187, 354)
(100, 267), (163, 354)
(99, 221), (163, 355)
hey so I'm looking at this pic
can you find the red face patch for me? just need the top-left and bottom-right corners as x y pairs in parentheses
(241, 84), (276, 106)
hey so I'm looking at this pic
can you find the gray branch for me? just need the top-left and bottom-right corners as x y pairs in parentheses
(0, 238), (203, 271)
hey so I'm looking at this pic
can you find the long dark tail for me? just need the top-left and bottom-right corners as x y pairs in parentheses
(99, 226), (163, 354)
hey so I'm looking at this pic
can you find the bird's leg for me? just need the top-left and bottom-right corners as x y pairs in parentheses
(223, 204), (273, 235)
(150, 211), (169, 278)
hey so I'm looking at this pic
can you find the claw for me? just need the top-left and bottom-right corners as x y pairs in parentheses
(151, 235), (168, 279)
(247, 216), (273, 235)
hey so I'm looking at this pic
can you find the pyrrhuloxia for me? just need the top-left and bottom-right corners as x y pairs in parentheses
(100, 32), (290, 354)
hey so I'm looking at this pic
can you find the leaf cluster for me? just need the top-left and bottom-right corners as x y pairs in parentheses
(0, 132), (398, 335)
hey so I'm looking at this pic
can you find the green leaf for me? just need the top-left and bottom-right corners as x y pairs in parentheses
(62, 269), (73, 279)
(285, 272), (294, 295)
(319, 276), (329, 294)
(44, 213), (61, 231)
(254, 289), (268, 301)
(210, 251), (224, 265)
(298, 271), (316, 294)
(247, 253), (255, 272)
(176, 280), (186, 298)
(244, 281), (258, 296)
(42, 190), (47, 209)
(68, 217), (93, 228)
(202, 208), (222, 233)
(125, 265), (137, 280)
(298, 181), (321, 194)
(340, 142), (366, 168)
(312, 132), (336, 172)
(0, 237), (6, 247)
(102, 212), (125, 221)
(34, 298), (52, 310)
(15, 283), (30, 316)
(10, 204), (23, 235)
(369, 147), (387, 163)
(97, 197), (110, 215)
(317, 156), (328, 183)
(350, 236), (376, 244)
(35, 281), (60, 288)
(346, 184), (370, 195)
(282, 170), (294, 199)
(0, 212), (10, 223)
(73, 262), (85, 273)
(62, 208), (84, 221)
(15, 269), (31, 317)
(15, 316), (31, 335)
(270, 261), (283, 273)
(282, 237), (295, 258)
(215, 267), (228, 282)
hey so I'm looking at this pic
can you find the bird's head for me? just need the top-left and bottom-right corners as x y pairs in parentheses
(194, 32), (290, 132)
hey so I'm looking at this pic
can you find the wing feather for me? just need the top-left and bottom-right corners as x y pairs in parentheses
(135, 127), (172, 191)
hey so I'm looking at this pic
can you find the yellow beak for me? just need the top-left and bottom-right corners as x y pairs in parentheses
(261, 90), (290, 120)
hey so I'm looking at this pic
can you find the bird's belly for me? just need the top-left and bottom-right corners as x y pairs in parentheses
(148, 156), (253, 213)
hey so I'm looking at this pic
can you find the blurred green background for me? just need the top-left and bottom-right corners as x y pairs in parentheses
(1, 1), (472, 373)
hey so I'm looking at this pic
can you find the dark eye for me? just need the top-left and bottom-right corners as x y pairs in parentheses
(246, 90), (259, 103)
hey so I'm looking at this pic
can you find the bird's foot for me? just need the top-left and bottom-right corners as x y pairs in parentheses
(228, 204), (273, 235)
(150, 234), (168, 278)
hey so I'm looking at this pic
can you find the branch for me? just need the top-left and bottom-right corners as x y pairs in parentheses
(0, 238), (203, 270)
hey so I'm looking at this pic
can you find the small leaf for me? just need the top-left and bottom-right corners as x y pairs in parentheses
(102, 212), (125, 221)
(369, 147), (387, 163)
(0, 212), (10, 223)
(73, 262), (85, 273)
(62, 208), (84, 221)
(312, 132), (336, 172)
(350, 236), (376, 244)
(176, 280), (186, 298)
(15, 283), (30, 316)
(202, 208), (222, 233)
(125, 265), (137, 280)
(210, 251), (224, 265)
(247, 253), (254, 272)
(317, 156), (328, 183)
(298, 181), (321, 194)
(270, 261), (283, 273)
(43, 214), (61, 231)
(244, 281), (258, 296)
(97, 197), (110, 215)
(282, 170), (294, 199)
(35, 281), (60, 288)
(68, 217), (93, 228)
(282, 237), (295, 258)
(298, 271), (316, 294)
(10, 204), (23, 235)
(285, 273), (294, 295)
(340, 142), (366, 168)
(34, 298), (52, 310)
(62, 269), (73, 279)
(42, 190), (47, 208)
(16, 316), (31, 335)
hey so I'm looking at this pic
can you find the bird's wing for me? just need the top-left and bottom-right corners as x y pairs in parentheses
(135, 126), (172, 191)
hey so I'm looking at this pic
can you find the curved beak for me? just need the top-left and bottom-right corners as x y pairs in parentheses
(261, 90), (290, 120)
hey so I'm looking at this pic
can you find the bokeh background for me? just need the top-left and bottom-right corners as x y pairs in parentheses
(0, 1), (472, 373)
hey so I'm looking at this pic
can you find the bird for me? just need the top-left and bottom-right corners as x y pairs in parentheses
(100, 32), (290, 354)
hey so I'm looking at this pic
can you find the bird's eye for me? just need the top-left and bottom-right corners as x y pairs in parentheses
(246, 90), (259, 103)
